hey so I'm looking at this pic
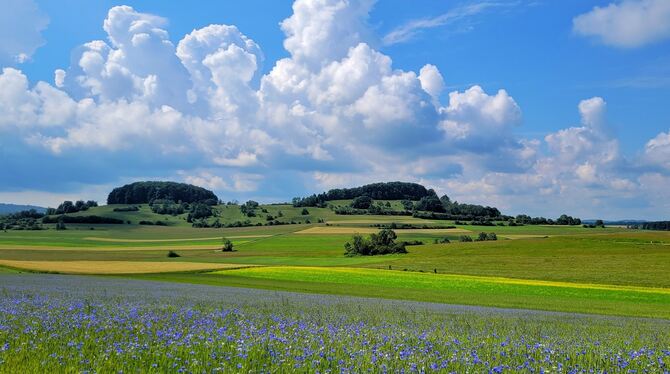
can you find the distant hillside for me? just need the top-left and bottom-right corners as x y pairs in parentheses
(292, 182), (433, 207)
(107, 181), (219, 205)
(0, 203), (46, 215)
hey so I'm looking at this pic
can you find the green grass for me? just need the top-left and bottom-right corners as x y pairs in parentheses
(132, 266), (670, 318)
(3, 209), (669, 318)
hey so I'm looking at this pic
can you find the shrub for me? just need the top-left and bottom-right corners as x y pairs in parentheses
(222, 238), (234, 252)
(301, 208), (310, 215)
(459, 235), (473, 242)
(166, 250), (180, 258)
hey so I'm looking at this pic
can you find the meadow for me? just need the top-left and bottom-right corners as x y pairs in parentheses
(1, 201), (669, 371)
(0, 275), (668, 373)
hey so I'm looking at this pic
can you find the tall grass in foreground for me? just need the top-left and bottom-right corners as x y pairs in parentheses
(0, 275), (668, 373)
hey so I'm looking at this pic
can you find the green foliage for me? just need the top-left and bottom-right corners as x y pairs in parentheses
(166, 250), (180, 258)
(107, 181), (218, 205)
(350, 196), (373, 209)
(222, 238), (234, 252)
(112, 206), (139, 212)
(46, 200), (98, 215)
(415, 195), (445, 213)
(292, 182), (432, 207)
(301, 208), (309, 215)
(459, 235), (473, 242)
(344, 229), (408, 256)
(43, 215), (124, 224)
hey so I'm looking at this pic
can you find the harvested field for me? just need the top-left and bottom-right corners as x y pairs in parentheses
(83, 235), (271, 243)
(295, 227), (472, 235)
(0, 260), (254, 274)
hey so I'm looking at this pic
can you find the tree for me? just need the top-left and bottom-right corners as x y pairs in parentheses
(459, 235), (473, 242)
(55, 216), (67, 230)
(486, 232), (497, 241)
(351, 196), (373, 209)
(477, 232), (488, 241)
(415, 195), (446, 213)
(222, 238), (234, 252)
(301, 208), (310, 215)
(595, 219), (605, 227)
(344, 229), (407, 256)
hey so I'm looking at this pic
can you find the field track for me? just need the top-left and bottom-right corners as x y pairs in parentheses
(0, 260), (256, 274)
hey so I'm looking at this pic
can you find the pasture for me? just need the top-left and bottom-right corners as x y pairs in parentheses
(0, 215), (669, 318)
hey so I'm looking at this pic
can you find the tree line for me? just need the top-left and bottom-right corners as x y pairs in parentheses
(292, 182), (433, 207)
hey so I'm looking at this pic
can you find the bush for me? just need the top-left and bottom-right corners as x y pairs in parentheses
(486, 232), (497, 241)
(113, 206), (139, 212)
(344, 229), (407, 256)
(43, 215), (124, 224)
(434, 237), (451, 244)
(351, 196), (373, 209)
(301, 208), (310, 215)
(222, 238), (234, 252)
(166, 251), (180, 258)
(459, 235), (473, 242)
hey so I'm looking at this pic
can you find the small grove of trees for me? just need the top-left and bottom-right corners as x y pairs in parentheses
(351, 196), (373, 209)
(107, 181), (218, 205)
(240, 200), (260, 217)
(46, 200), (98, 215)
(637, 221), (670, 231)
(344, 229), (408, 256)
(514, 214), (581, 226)
(0, 209), (45, 230)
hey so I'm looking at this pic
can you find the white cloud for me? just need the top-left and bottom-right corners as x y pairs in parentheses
(573, 0), (670, 48)
(1, 1), (669, 218)
(0, 0), (48, 65)
(643, 130), (670, 170)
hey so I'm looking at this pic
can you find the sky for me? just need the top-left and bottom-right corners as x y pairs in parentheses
(0, 0), (669, 220)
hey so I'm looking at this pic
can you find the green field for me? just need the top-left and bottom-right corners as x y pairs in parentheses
(1, 202), (669, 319)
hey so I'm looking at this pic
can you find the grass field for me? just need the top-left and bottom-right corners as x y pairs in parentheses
(1, 207), (669, 318)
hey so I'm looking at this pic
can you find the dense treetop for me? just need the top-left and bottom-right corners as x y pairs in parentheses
(107, 182), (219, 205)
(293, 182), (433, 207)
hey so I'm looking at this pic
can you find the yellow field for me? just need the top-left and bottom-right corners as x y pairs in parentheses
(0, 260), (255, 274)
(296, 227), (472, 235)
(212, 266), (670, 295)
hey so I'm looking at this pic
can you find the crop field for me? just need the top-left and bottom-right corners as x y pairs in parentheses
(1, 275), (669, 373)
(1, 204), (669, 371)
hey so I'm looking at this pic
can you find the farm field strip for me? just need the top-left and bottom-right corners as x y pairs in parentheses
(211, 266), (670, 295)
(0, 244), (226, 251)
(0, 260), (258, 274)
(82, 234), (271, 242)
(296, 226), (473, 234)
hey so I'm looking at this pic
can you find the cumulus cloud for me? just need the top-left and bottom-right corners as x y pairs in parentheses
(0, 0), (48, 65)
(573, 0), (670, 48)
(1, 0), (668, 218)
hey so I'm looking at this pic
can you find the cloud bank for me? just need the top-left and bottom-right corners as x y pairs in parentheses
(0, 0), (669, 219)
(573, 0), (670, 48)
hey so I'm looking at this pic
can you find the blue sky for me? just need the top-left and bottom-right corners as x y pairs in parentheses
(1, 0), (669, 219)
